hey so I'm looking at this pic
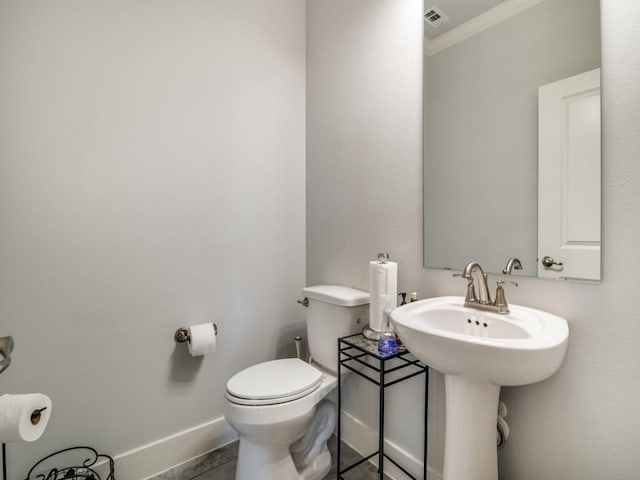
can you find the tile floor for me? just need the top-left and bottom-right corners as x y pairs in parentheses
(154, 435), (388, 480)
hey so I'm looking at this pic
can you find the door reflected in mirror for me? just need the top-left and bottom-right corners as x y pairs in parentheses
(423, 0), (601, 281)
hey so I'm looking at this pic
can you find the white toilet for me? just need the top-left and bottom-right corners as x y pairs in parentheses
(224, 285), (369, 480)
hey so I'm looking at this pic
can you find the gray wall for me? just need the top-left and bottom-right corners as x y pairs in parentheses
(424, 0), (601, 275)
(307, 0), (429, 468)
(307, 0), (640, 478)
(0, 0), (305, 476)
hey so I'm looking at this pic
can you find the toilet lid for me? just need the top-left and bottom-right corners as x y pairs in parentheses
(226, 358), (323, 405)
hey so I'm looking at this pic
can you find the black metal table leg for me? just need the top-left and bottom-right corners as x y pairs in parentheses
(337, 339), (342, 480)
(424, 367), (429, 480)
(2, 443), (7, 480)
(379, 358), (385, 479)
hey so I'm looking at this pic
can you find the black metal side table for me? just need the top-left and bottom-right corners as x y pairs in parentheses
(337, 334), (428, 479)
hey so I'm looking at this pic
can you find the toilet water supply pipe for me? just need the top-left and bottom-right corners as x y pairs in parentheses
(294, 336), (303, 361)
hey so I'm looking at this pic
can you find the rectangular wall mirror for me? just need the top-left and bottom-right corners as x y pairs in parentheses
(423, 0), (601, 281)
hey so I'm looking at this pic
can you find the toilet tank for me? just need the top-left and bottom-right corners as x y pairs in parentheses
(302, 285), (370, 373)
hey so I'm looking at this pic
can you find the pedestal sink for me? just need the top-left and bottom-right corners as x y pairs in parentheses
(390, 296), (569, 480)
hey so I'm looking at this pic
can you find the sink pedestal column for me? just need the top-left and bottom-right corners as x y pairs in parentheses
(443, 375), (501, 480)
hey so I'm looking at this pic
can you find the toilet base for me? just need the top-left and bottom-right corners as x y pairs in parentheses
(234, 434), (332, 480)
(291, 400), (335, 480)
(235, 437), (302, 480)
(298, 449), (331, 480)
(233, 400), (336, 480)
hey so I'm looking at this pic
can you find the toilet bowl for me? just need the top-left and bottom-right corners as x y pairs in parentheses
(223, 285), (369, 480)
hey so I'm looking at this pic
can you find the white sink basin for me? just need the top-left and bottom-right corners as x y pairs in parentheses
(391, 296), (569, 480)
(391, 296), (569, 386)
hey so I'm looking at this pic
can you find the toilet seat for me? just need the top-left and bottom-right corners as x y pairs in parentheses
(226, 358), (324, 406)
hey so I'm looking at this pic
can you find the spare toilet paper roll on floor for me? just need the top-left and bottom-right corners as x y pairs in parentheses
(369, 260), (398, 332)
(0, 393), (52, 442)
(187, 323), (217, 356)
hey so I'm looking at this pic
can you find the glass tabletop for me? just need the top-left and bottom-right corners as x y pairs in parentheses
(339, 333), (408, 360)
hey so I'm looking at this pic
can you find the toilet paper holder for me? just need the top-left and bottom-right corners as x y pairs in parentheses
(174, 324), (218, 343)
(25, 446), (115, 480)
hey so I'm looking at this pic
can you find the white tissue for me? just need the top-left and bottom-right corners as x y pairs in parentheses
(0, 393), (52, 443)
(369, 260), (398, 332)
(187, 323), (217, 356)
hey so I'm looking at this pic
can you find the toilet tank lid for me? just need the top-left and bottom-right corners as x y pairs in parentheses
(303, 285), (370, 307)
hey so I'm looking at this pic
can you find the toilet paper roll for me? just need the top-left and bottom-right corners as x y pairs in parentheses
(369, 260), (398, 332)
(0, 393), (52, 443)
(187, 323), (217, 356)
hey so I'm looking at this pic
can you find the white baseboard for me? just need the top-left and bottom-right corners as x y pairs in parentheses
(94, 416), (238, 480)
(93, 412), (442, 480)
(340, 410), (441, 480)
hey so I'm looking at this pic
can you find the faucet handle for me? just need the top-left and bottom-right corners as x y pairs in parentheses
(494, 281), (517, 314)
(454, 273), (477, 302)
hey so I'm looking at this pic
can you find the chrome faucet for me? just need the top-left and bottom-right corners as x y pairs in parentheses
(464, 261), (491, 305)
(455, 262), (517, 314)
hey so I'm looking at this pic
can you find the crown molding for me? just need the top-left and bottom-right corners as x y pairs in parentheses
(424, 0), (545, 56)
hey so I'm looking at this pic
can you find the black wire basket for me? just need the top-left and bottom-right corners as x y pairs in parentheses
(25, 447), (114, 480)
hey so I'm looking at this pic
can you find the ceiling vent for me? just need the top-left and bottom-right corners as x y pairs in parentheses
(424, 5), (450, 28)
